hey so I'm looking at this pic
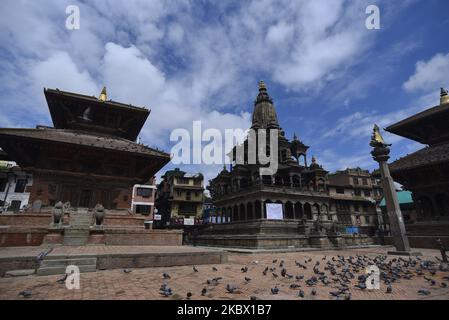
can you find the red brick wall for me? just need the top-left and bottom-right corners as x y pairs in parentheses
(0, 229), (47, 247)
(104, 229), (182, 246)
(104, 214), (146, 227)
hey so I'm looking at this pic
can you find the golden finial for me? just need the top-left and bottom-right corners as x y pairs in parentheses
(258, 80), (266, 91)
(99, 86), (107, 102)
(441, 88), (449, 105)
(370, 124), (391, 147)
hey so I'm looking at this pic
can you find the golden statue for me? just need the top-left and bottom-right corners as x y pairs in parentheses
(99, 86), (107, 102)
(370, 124), (391, 148)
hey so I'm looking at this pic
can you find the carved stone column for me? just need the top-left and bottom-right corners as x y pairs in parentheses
(370, 125), (420, 256)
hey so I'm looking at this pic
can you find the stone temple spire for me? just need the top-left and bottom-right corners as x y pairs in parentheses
(251, 81), (280, 129)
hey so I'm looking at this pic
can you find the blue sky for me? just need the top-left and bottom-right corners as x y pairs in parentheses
(1, 0), (449, 184)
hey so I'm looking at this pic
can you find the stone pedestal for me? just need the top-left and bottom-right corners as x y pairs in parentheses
(88, 227), (105, 245)
(43, 226), (64, 245)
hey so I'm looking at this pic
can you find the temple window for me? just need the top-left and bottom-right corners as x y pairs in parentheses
(0, 178), (6, 192)
(136, 187), (152, 198)
(14, 179), (27, 193)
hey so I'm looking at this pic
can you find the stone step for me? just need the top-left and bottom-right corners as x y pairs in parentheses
(5, 269), (36, 277)
(37, 264), (97, 276)
(41, 258), (97, 268)
(63, 237), (88, 245)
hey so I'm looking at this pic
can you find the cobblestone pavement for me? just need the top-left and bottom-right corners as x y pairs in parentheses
(0, 247), (448, 300)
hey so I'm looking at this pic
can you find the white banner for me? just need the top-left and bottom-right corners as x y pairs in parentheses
(184, 218), (195, 225)
(266, 203), (283, 220)
(154, 214), (162, 221)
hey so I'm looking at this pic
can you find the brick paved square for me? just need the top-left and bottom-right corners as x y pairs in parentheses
(0, 246), (448, 300)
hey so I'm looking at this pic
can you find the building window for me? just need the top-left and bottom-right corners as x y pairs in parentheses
(0, 178), (7, 192)
(136, 187), (152, 198)
(135, 204), (152, 214)
(186, 191), (191, 200)
(193, 179), (202, 186)
(362, 178), (368, 185)
(14, 179), (27, 193)
(354, 204), (360, 212)
(353, 177), (359, 185)
(364, 190), (371, 197)
(354, 189), (361, 197)
(336, 187), (345, 194)
(176, 191), (182, 197)
(177, 178), (189, 185)
(179, 203), (196, 214)
(9, 200), (21, 212)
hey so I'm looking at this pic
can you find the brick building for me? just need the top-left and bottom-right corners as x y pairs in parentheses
(155, 168), (204, 226)
(328, 168), (384, 235)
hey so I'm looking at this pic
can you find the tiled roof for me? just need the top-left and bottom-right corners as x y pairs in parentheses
(389, 143), (449, 172)
(0, 128), (170, 159)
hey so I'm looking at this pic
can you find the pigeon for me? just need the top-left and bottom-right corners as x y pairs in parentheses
(160, 287), (173, 297)
(296, 275), (304, 281)
(311, 288), (317, 296)
(272, 273), (279, 278)
(18, 290), (32, 298)
(355, 283), (367, 290)
(298, 290), (305, 298)
(35, 248), (53, 263)
(272, 259), (278, 264)
(418, 289), (431, 296)
(241, 266), (248, 273)
(212, 267), (218, 271)
(193, 266), (199, 273)
(250, 296), (257, 300)
(440, 282), (448, 288)
(289, 284), (301, 289)
(57, 274), (68, 284)
(271, 287), (279, 295)
(186, 292), (192, 299)
(329, 291), (341, 297)
(226, 284), (237, 293)
(123, 269), (132, 274)
(201, 287), (207, 296)
(281, 268), (287, 277)
(386, 285), (392, 294)
(162, 272), (171, 279)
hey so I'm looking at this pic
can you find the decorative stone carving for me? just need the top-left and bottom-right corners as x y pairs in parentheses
(94, 204), (105, 227)
(52, 201), (64, 226)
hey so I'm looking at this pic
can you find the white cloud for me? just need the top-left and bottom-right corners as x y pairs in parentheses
(403, 52), (449, 93)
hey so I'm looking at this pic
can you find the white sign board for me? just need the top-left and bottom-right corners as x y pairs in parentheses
(184, 218), (195, 226)
(154, 214), (162, 221)
(266, 203), (283, 220)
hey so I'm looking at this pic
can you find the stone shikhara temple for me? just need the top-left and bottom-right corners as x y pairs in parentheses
(0, 87), (170, 210)
(201, 82), (373, 249)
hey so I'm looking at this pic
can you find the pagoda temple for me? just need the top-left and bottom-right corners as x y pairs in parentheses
(0, 87), (170, 210)
(386, 88), (449, 220)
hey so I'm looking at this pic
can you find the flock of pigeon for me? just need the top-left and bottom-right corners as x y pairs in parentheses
(17, 251), (449, 300)
(154, 254), (449, 300)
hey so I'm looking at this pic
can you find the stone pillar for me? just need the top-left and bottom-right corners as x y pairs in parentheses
(370, 126), (419, 256)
